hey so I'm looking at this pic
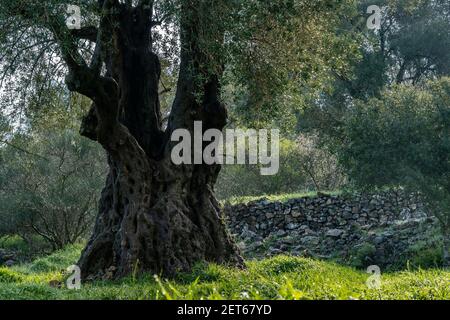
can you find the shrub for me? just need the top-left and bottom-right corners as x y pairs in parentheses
(0, 129), (106, 251)
(216, 136), (345, 200)
(335, 77), (450, 267)
(349, 243), (377, 269)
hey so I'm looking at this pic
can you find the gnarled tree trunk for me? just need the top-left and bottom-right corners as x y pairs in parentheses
(78, 138), (242, 280)
(69, 1), (243, 280)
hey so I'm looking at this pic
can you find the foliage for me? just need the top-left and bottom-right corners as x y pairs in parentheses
(349, 243), (377, 269)
(0, 235), (47, 261)
(404, 244), (444, 270)
(299, 0), (450, 267)
(0, 0), (361, 133)
(0, 0), (448, 287)
(0, 127), (106, 250)
(301, 0), (450, 140)
(0, 247), (448, 300)
(222, 191), (342, 207)
(216, 136), (345, 200)
(222, 0), (360, 130)
(335, 77), (450, 264)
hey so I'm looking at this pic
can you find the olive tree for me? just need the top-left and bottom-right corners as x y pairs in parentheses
(0, 0), (357, 279)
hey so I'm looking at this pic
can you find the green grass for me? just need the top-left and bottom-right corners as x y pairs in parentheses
(0, 235), (50, 261)
(0, 245), (448, 300)
(223, 191), (343, 206)
(0, 235), (29, 252)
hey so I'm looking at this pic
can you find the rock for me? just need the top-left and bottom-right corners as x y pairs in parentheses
(374, 236), (384, 245)
(226, 191), (433, 267)
(286, 223), (299, 230)
(237, 241), (246, 250)
(285, 216), (294, 224)
(240, 229), (257, 240)
(282, 237), (296, 245)
(5, 260), (15, 267)
(342, 211), (353, 219)
(291, 210), (302, 218)
(326, 229), (344, 238)
(275, 230), (287, 237)
(247, 241), (263, 251)
(301, 236), (320, 246)
(49, 280), (62, 288)
(265, 212), (275, 219)
(268, 247), (283, 255)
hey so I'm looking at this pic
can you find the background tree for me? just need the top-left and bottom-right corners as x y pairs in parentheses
(301, 0), (450, 139)
(0, 129), (106, 251)
(216, 137), (345, 200)
(0, 91), (105, 252)
(335, 78), (450, 267)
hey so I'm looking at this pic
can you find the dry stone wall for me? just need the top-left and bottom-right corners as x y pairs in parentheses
(225, 191), (439, 268)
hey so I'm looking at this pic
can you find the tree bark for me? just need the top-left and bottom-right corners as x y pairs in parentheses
(75, 1), (243, 280)
(5, 0), (243, 279)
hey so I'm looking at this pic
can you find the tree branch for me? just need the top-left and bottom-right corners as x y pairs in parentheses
(0, 139), (49, 160)
(70, 26), (98, 42)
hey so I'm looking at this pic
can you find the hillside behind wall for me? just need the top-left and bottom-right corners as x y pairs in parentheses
(225, 191), (440, 268)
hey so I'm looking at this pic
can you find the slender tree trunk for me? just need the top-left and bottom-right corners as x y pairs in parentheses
(77, 2), (243, 280)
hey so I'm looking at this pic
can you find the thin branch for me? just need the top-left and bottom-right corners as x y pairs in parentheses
(0, 139), (49, 160)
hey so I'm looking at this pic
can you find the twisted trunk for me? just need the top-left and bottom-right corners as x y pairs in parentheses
(78, 139), (242, 280)
(76, 2), (242, 280)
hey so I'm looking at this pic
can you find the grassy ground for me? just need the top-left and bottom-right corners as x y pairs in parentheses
(223, 191), (343, 206)
(0, 245), (448, 300)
